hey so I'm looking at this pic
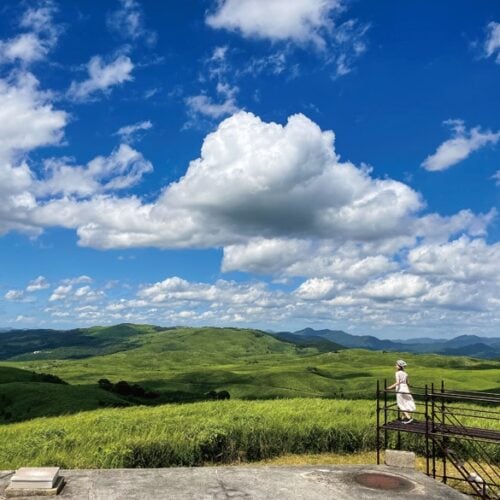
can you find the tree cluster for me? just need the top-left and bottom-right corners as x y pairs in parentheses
(98, 378), (160, 399)
(205, 390), (231, 400)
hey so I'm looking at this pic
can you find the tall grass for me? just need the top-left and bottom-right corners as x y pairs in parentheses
(0, 399), (375, 469)
(1, 398), (497, 469)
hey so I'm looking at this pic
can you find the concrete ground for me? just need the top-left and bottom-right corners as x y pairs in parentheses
(0, 465), (468, 500)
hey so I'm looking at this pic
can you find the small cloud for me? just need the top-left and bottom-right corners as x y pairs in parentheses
(5, 290), (24, 300)
(206, 0), (368, 78)
(26, 275), (50, 292)
(115, 120), (152, 143)
(492, 170), (500, 186)
(15, 315), (34, 322)
(37, 144), (152, 197)
(0, 1), (61, 66)
(206, 0), (341, 49)
(422, 119), (500, 172)
(68, 55), (134, 101)
(144, 87), (159, 99)
(61, 275), (93, 285)
(484, 21), (500, 63)
(0, 33), (48, 65)
(49, 284), (72, 301)
(185, 83), (240, 123)
(107, 0), (157, 44)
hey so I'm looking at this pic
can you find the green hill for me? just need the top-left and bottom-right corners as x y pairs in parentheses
(0, 366), (134, 423)
(0, 325), (498, 424)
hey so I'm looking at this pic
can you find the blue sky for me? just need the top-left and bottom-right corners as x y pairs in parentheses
(1, 0), (499, 338)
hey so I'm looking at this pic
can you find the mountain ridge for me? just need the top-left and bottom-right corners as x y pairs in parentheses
(282, 328), (500, 359)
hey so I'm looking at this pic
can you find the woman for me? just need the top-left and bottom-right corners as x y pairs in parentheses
(387, 359), (416, 423)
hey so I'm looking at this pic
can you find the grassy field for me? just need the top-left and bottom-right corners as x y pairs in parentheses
(0, 325), (498, 471)
(0, 325), (499, 423)
(0, 398), (497, 469)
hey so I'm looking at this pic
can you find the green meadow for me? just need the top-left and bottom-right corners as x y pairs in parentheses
(0, 325), (498, 467)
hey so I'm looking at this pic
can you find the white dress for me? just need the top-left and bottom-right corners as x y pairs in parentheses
(395, 370), (416, 412)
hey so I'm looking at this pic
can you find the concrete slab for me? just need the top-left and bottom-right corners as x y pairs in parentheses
(0, 465), (468, 500)
(5, 476), (64, 497)
(9, 467), (60, 490)
(384, 449), (416, 469)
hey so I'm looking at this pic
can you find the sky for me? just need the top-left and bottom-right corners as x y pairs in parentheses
(0, 0), (499, 339)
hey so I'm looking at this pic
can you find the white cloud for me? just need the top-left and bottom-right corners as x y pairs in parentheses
(61, 275), (93, 285)
(222, 238), (310, 274)
(185, 83), (240, 121)
(1, 105), (500, 335)
(422, 119), (500, 171)
(361, 273), (429, 301)
(0, 71), (67, 236)
(0, 1), (60, 65)
(48, 280), (103, 303)
(68, 55), (134, 100)
(28, 111), (491, 260)
(48, 112), (425, 250)
(206, 0), (368, 79)
(36, 144), (153, 197)
(0, 33), (48, 64)
(484, 21), (500, 63)
(6, 266), (500, 336)
(107, 0), (156, 43)
(295, 277), (339, 300)
(115, 120), (153, 143)
(26, 276), (50, 292)
(492, 170), (500, 186)
(49, 285), (72, 301)
(21, 2), (58, 35)
(408, 236), (500, 282)
(206, 0), (342, 49)
(0, 72), (67, 163)
(138, 276), (286, 312)
(330, 19), (369, 78)
(5, 290), (24, 300)
(74, 286), (104, 301)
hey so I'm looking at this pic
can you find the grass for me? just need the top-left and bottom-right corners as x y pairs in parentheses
(0, 326), (498, 423)
(0, 399), (375, 469)
(0, 398), (497, 470)
(0, 324), (498, 481)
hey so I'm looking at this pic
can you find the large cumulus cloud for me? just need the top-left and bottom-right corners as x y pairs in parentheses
(66, 112), (424, 249)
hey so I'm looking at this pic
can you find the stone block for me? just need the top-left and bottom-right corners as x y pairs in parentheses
(6, 476), (64, 497)
(384, 449), (416, 469)
(6, 468), (64, 497)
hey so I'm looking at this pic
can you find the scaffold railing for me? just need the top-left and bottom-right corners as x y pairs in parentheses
(376, 380), (500, 499)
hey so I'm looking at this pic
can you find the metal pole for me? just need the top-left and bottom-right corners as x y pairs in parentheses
(383, 379), (388, 451)
(376, 380), (380, 465)
(425, 384), (429, 476)
(431, 382), (436, 479)
(441, 380), (447, 484)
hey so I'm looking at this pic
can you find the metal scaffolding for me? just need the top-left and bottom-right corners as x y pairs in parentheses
(376, 380), (500, 499)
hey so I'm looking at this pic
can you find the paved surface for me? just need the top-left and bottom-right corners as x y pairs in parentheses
(0, 465), (468, 499)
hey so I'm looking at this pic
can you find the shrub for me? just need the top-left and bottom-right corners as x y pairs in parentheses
(98, 379), (160, 399)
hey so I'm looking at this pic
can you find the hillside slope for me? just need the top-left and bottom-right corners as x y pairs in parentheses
(0, 325), (498, 425)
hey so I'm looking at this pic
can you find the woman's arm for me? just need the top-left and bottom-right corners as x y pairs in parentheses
(387, 374), (399, 390)
(387, 382), (397, 390)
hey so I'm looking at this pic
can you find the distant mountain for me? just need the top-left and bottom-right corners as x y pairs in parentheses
(1, 324), (499, 360)
(280, 328), (500, 359)
(441, 343), (499, 359)
(441, 335), (500, 349)
(292, 328), (408, 351)
(274, 331), (346, 353)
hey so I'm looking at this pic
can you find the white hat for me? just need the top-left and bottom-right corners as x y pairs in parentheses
(396, 359), (407, 368)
